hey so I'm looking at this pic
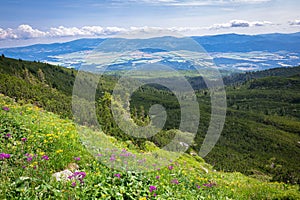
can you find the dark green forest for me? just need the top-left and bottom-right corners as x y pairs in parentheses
(0, 55), (299, 184)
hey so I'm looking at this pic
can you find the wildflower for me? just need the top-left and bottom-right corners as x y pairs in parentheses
(110, 155), (116, 161)
(156, 176), (160, 180)
(27, 157), (33, 162)
(74, 157), (80, 161)
(149, 185), (157, 193)
(139, 198), (147, 200)
(114, 173), (121, 178)
(0, 153), (10, 160)
(203, 182), (217, 188)
(4, 133), (11, 138)
(71, 182), (76, 187)
(196, 184), (201, 189)
(42, 155), (49, 160)
(74, 171), (86, 179)
(171, 179), (179, 184)
(168, 165), (174, 170)
(2, 106), (10, 111)
(153, 193), (157, 197)
(69, 171), (86, 184)
(56, 149), (63, 154)
(21, 137), (27, 142)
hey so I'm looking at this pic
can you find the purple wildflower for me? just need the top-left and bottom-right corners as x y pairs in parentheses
(171, 179), (179, 184)
(114, 173), (121, 178)
(0, 153), (10, 160)
(27, 157), (33, 162)
(203, 182), (217, 188)
(196, 185), (201, 189)
(42, 155), (49, 160)
(73, 171), (86, 179)
(156, 176), (160, 180)
(69, 171), (86, 184)
(5, 153), (11, 159)
(21, 138), (27, 142)
(2, 106), (10, 111)
(120, 153), (131, 157)
(74, 157), (80, 161)
(168, 165), (174, 170)
(4, 133), (11, 138)
(149, 185), (157, 193)
(71, 182), (76, 187)
(153, 193), (157, 197)
(110, 155), (116, 161)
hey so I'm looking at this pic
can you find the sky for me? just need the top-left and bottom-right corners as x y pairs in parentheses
(0, 0), (300, 47)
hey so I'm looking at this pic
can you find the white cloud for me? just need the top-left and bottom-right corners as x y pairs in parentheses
(16, 24), (46, 38)
(81, 26), (105, 35)
(48, 26), (86, 37)
(209, 20), (272, 29)
(0, 24), (46, 39)
(0, 28), (17, 39)
(289, 20), (300, 26)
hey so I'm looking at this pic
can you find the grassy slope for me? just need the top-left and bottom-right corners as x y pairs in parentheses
(1, 95), (299, 199)
(0, 56), (300, 188)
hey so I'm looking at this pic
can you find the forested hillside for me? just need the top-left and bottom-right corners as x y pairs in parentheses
(1, 55), (299, 185)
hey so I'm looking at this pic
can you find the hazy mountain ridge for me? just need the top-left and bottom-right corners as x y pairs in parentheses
(1, 32), (300, 72)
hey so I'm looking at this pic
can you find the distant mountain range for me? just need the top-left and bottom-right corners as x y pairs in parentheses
(1, 32), (300, 72)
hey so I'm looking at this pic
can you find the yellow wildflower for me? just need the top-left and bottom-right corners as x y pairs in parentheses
(56, 149), (63, 154)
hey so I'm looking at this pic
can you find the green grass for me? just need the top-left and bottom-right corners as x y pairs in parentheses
(1, 95), (299, 199)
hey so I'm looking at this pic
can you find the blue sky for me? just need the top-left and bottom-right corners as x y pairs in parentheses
(0, 0), (300, 47)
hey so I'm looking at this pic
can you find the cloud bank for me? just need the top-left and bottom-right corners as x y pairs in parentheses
(0, 20), (276, 40)
(209, 20), (272, 30)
